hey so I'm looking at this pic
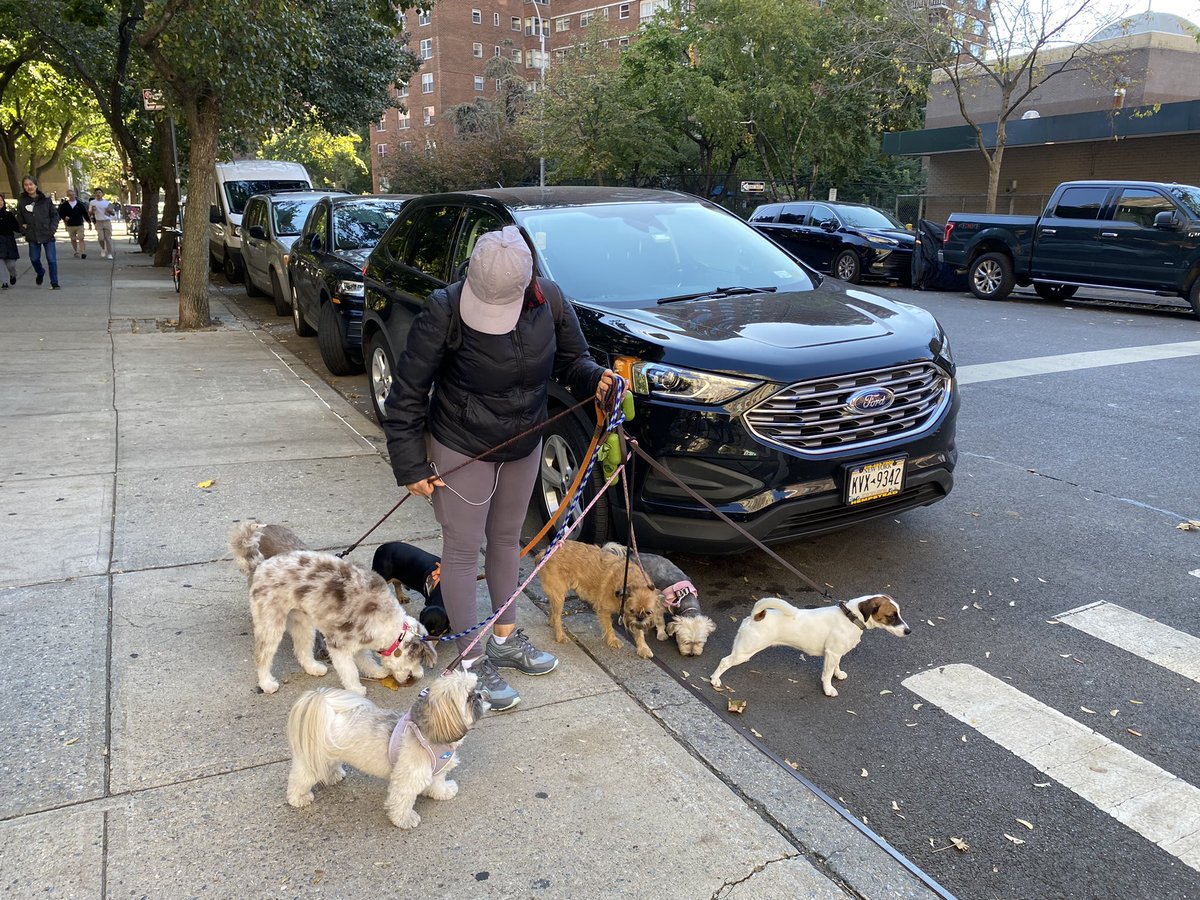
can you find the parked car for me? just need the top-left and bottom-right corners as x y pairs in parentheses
(749, 200), (915, 285)
(209, 160), (311, 282)
(288, 194), (413, 375)
(241, 191), (344, 315)
(941, 180), (1200, 318)
(361, 187), (958, 553)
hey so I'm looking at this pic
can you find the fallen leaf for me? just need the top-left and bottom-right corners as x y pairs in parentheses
(926, 619), (936, 627)
(1110, 710), (1119, 717)
(951, 837), (970, 853)
(1037, 577), (1047, 584)
(311, 870), (325, 886)
(1176, 520), (1200, 531)
(961, 734), (968, 742)
(905, 722), (918, 727)
(861, 768), (869, 777)
(879, 689), (893, 695)
(1033, 782), (1051, 788)
(1016, 818), (1033, 830)
(973, 602), (983, 610)
(1128, 728), (1143, 737)
(727, 699), (747, 714)
(784, 759), (799, 770)
(912, 703), (923, 711)
(1008, 601), (1016, 607)
(196, 479), (215, 489)
(1012, 577), (1019, 583)
(750, 727), (763, 738)
(985, 651), (991, 658)
(1046, 620), (1060, 625)
(378, 675), (401, 691)
(862, 815), (870, 824)
(681, 671), (689, 679)
(1129, 699), (1143, 705)
(1081, 707), (1096, 714)
(1004, 833), (1026, 845)
(847, 709), (859, 715)
(63, 737), (80, 746)
(961, 605), (969, 610)
(1060, 654), (1072, 658)
(892, 800), (901, 811)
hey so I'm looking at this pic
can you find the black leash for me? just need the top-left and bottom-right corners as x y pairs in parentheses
(621, 431), (834, 601)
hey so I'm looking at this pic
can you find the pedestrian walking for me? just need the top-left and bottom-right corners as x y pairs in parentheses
(382, 225), (615, 711)
(89, 188), (116, 259)
(0, 192), (21, 289)
(58, 188), (91, 258)
(14, 176), (60, 289)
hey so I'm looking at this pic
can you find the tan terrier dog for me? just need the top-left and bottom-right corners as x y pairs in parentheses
(537, 540), (664, 658)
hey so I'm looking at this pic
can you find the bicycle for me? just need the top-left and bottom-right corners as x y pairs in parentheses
(128, 214), (140, 243)
(161, 226), (182, 292)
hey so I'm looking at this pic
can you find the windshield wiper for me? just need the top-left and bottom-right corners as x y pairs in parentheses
(657, 285), (778, 305)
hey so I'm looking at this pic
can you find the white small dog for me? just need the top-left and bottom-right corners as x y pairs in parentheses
(286, 670), (487, 829)
(710, 595), (910, 697)
(600, 543), (717, 656)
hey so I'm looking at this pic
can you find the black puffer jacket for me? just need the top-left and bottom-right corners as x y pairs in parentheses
(383, 278), (605, 487)
(15, 191), (59, 244)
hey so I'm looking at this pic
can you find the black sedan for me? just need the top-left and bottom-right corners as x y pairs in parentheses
(288, 194), (412, 375)
(749, 200), (915, 285)
(363, 187), (958, 553)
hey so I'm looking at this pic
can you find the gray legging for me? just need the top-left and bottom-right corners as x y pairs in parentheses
(430, 435), (542, 661)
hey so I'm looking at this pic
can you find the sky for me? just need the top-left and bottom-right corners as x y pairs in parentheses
(1083, 0), (1200, 35)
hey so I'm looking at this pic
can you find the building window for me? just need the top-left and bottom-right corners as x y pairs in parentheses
(493, 12), (500, 25)
(618, 36), (630, 47)
(421, 72), (434, 93)
(419, 38), (433, 59)
(475, 75), (485, 91)
(496, 77), (502, 90)
(423, 106), (435, 125)
(376, 116), (387, 131)
(555, 16), (569, 31)
(973, 18), (984, 34)
(401, 141), (412, 151)
(580, 11), (592, 26)
(376, 143), (387, 157)
(398, 83), (408, 98)
(494, 44), (501, 56)
(619, 3), (630, 18)
(399, 113), (411, 129)
(640, 0), (666, 22)
(526, 48), (547, 69)
(511, 48), (521, 62)
(471, 7), (482, 23)
(526, 16), (548, 35)
(511, 15), (521, 30)
(554, 47), (569, 60)
(602, 7), (609, 18)
(418, 9), (431, 25)
(473, 41), (484, 57)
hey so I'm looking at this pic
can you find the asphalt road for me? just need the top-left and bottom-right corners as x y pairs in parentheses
(220, 274), (1200, 900)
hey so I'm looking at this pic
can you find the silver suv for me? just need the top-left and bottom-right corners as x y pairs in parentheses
(241, 191), (346, 314)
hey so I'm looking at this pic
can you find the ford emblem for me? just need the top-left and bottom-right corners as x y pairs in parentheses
(846, 387), (895, 413)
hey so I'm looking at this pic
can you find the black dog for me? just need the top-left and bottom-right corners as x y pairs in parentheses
(372, 541), (451, 637)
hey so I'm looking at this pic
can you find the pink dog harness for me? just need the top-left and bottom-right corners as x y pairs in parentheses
(388, 712), (456, 775)
(662, 580), (700, 615)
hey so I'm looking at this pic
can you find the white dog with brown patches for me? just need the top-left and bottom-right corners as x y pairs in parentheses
(709, 595), (911, 697)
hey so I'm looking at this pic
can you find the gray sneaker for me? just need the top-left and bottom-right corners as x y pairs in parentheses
(471, 657), (520, 711)
(486, 628), (559, 676)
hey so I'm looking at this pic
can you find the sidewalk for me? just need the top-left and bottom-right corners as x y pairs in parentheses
(0, 230), (935, 899)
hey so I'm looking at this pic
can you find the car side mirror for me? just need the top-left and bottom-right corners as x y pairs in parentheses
(248, 224), (266, 240)
(820, 219), (838, 232)
(1153, 210), (1179, 230)
(452, 259), (469, 282)
(308, 233), (322, 253)
(209, 205), (223, 225)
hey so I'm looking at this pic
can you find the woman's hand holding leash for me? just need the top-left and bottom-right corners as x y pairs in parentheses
(406, 476), (445, 498)
(596, 369), (618, 407)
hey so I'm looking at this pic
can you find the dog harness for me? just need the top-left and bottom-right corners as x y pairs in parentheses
(662, 580), (701, 615)
(388, 710), (456, 775)
(838, 601), (867, 632)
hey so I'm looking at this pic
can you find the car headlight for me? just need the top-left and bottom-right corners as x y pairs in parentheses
(336, 279), (365, 299)
(933, 327), (953, 366)
(866, 235), (897, 246)
(627, 361), (760, 404)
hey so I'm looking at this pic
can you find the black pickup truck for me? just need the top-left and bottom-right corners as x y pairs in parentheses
(941, 180), (1200, 318)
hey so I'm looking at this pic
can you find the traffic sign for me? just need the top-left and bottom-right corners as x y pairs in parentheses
(740, 180), (765, 194)
(142, 89), (166, 111)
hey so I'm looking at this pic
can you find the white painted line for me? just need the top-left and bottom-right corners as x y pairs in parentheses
(904, 664), (1200, 871)
(956, 340), (1200, 385)
(1056, 602), (1200, 685)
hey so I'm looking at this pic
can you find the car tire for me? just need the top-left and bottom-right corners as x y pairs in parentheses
(223, 248), (239, 283)
(1034, 283), (1078, 302)
(1188, 277), (1200, 320)
(367, 332), (395, 426)
(969, 252), (1015, 301)
(532, 409), (611, 546)
(243, 264), (262, 298)
(833, 250), (862, 284)
(291, 286), (316, 337)
(270, 271), (290, 316)
(318, 301), (363, 376)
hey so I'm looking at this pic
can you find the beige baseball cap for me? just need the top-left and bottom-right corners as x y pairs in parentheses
(459, 226), (533, 335)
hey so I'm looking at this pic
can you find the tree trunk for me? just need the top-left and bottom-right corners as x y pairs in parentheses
(152, 115), (179, 264)
(985, 146), (1004, 214)
(138, 176), (161, 255)
(178, 93), (220, 330)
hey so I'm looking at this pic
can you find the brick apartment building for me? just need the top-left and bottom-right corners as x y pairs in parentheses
(371, 0), (668, 190)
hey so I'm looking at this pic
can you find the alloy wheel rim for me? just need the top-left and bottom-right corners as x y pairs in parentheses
(837, 255), (855, 280)
(370, 347), (392, 412)
(291, 287), (301, 329)
(975, 260), (1001, 294)
(539, 434), (576, 517)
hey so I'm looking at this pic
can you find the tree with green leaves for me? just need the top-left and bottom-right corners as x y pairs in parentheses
(259, 123), (373, 193)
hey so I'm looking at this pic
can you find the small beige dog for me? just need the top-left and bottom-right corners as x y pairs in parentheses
(601, 543), (717, 656)
(710, 595), (910, 697)
(538, 540), (664, 658)
(286, 670), (487, 829)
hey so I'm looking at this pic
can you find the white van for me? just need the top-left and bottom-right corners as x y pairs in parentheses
(209, 160), (311, 282)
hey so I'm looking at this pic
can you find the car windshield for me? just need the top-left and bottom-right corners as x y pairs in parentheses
(223, 180), (309, 215)
(835, 205), (904, 229)
(334, 201), (406, 250)
(513, 201), (814, 305)
(1168, 185), (1200, 218)
(272, 199), (319, 236)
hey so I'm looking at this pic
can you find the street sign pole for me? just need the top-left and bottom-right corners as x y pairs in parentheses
(169, 113), (181, 227)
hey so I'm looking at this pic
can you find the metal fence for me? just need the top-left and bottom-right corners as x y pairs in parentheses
(895, 192), (1053, 226)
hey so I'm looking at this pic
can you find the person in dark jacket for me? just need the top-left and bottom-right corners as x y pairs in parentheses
(14, 175), (60, 289)
(382, 225), (615, 711)
(58, 188), (91, 258)
(0, 192), (20, 288)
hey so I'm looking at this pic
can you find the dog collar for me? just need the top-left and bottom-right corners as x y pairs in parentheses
(662, 580), (698, 609)
(838, 601), (867, 632)
(379, 621), (411, 657)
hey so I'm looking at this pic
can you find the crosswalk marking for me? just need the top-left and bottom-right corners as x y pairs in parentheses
(955, 340), (1200, 385)
(1056, 601), (1200, 685)
(903, 664), (1200, 872)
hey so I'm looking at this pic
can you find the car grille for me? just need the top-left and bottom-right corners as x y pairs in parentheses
(744, 363), (951, 455)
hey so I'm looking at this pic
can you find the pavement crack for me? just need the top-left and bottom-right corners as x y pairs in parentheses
(710, 853), (797, 900)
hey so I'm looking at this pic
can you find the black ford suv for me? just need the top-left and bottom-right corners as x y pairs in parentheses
(362, 188), (958, 552)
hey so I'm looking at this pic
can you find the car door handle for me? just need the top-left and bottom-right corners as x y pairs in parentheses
(1040, 228), (1057, 235)
(1101, 232), (1118, 238)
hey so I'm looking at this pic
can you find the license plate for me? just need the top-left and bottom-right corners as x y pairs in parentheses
(846, 457), (906, 505)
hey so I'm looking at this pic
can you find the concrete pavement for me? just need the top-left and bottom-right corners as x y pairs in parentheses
(0, 227), (937, 899)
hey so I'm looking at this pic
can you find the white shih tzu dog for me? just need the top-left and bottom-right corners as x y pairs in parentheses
(286, 670), (487, 829)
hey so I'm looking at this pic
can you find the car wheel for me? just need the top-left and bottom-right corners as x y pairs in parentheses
(969, 252), (1015, 301)
(318, 301), (363, 376)
(223, 248), (239, 283)
(243, 264), (262, 298)
(1034, 283), (1078, 302)
(291, 286), (316, 337)
(367, 332), (395, 426)
(833, 250), (862, 284)
(1188, 277), (1200, 320)
(270, 271), (290, 316)
(532, 410), (611, 546)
